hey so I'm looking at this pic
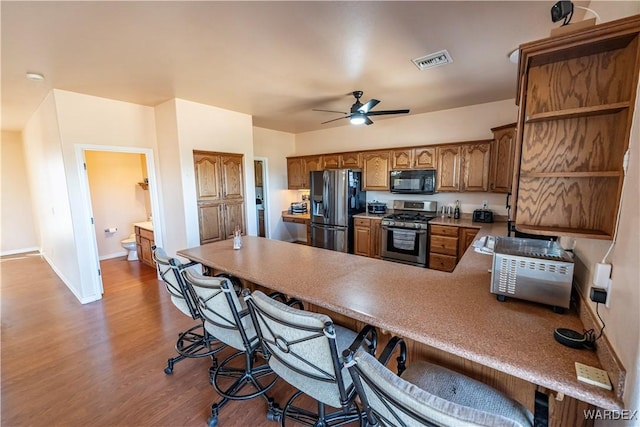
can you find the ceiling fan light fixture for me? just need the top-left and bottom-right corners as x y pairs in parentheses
(350, 114), (366, 125)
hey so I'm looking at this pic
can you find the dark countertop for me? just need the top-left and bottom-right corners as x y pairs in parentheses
(178, 224), (622, 411)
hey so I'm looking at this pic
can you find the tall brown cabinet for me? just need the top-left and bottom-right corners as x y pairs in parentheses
(512, 16), (640, 239)
(194, 151), (246, 244)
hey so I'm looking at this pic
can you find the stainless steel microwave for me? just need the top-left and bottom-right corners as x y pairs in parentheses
(389, 169), (436, 194)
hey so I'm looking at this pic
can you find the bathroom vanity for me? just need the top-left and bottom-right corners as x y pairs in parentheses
(134, 221), (155, 268)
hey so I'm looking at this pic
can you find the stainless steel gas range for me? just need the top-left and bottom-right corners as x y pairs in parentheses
(380, 200), (437, 267)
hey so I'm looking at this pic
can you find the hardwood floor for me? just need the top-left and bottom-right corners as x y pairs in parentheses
(0, 254), (302, 426)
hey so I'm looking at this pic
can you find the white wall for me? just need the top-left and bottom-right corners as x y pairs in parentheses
(85, 151), (149, 259)
(295, 99), (519, 216)
(22, 92), (83, 299)
(576, 3), (640, 417)
(171, 99), (256, 250)
(25, 90), (159, 303)
(252, 127), (303, 242)
(1, 131), (38, 255)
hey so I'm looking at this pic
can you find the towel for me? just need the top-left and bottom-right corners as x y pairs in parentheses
(392, 229), (416, 251)
(472, 236), (495, 255)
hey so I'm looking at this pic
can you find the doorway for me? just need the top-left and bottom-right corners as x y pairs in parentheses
(77, 145), (162, 296)
(254, 157), (269, 238)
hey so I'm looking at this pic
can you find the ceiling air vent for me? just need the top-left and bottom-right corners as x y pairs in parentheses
(411, 50), (453, 70)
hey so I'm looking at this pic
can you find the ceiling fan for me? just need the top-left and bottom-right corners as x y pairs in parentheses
(313, 91), (410, 125)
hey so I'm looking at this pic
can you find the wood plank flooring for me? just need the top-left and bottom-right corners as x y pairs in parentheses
(0, 254), (303, 426)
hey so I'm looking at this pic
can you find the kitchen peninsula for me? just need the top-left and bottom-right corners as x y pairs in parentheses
(178, 225), (624, 425)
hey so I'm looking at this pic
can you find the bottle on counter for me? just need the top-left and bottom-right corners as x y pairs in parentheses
(454, 200), (461, 220)
(233, 226), (242, 250)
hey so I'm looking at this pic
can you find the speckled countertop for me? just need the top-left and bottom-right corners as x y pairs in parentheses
(178, 225), (622, 410)
(133, 221), (153, 231)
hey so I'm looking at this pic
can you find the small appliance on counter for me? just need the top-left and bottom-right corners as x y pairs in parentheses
(367, 201), (387, 215)
(490, 237), (574, 311)
(289, 202), (308, 214)
(473, 209), (494, 223)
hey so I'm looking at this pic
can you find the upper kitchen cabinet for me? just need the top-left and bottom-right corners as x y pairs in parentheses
(339, 152), (362, 169)
(414, 147), (437, 169)
(513, 15), (640, 239)
(287, 157), (306, 189)
(460, 142), (491, 192)
(436, 145), (461, 192)
(323, 152), (361, 169)
(489, 123), (517, 193)
(362, 151), (390, 190)
(220, 154), (244, 199)
(287, 155), (322, 189)
(391, 147), (437, 170)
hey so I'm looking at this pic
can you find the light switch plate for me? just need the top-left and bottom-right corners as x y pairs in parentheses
(575, 362), (612, 390)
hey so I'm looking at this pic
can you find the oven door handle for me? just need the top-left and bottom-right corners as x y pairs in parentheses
(381, 226), (427, 235)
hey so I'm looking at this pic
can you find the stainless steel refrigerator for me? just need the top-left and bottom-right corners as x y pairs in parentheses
(310, 169), (366, 253)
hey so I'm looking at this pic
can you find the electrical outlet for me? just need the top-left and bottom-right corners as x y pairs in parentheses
(482, 200), (488, 209)
(592, 263), (612, 307)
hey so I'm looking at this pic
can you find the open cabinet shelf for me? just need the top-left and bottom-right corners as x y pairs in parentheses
(513, 15), (640, 240)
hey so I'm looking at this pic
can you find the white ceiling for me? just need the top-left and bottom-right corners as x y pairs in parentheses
(1, 1), (587, 134)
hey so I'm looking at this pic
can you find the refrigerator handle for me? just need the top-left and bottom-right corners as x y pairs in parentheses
(322, 171), (329, 220)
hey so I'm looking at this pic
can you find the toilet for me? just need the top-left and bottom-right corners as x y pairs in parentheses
(121, 234), (138, 261)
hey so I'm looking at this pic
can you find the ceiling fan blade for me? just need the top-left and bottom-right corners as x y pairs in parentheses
(358, 99), (380, 113)
(364, 116), (374, 125)
(313, 108), (348, 114)
(320, 116), (348, 124)
(366, 109), (410, 116)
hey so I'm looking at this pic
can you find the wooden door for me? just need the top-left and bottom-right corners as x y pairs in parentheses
(414, 147), (437, 169)
(287, 158), (305, 189)
(221, 154), (244, 200)
(339, 152), (361, 168)
(461, 143), (491, 192)
(302, 156), (323, 188)
(224, 201), (246, 239)
(354, 225), (371, 257)
(362, 151), (390, 190)
(436, 146), (461, 192)
(323, 154), (340, 169)
(198, 203), (224, 244)
(371, 219), (382, 259)
(391, 149), (413, 170)
(194, 152), (221, 202)
(254, 161), (263, 187)
(489, 125), (516, 193)
(458, 228), (479, 260)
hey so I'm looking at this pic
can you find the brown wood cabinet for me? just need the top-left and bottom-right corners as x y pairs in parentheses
(254, 160), (263, 187)
(437, 142), (491, 192)
(513, 15), (640, 239)
(489, 123), (517, 193)
(436, 146), (462, 192)
(362, 151), (390, 190)
(323, 154), (340, 169)
(194, 151), (246, 244)
(340, 152), (362, 168)
(135, 226), (155, 268)
(429, 225), (479, 272)
(258, 209), (265, 237)
(287, 155), (322, 189)
(392, 147), (437, 170)
(461, 142), (491, 192)
(429, 224), (458, 272)
(353, 217), (382, 258)
(458, 227), (479, 259)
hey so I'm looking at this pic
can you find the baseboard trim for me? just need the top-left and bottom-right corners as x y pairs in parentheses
(99, 251), (127, 261)
(0, 246), (41, 257)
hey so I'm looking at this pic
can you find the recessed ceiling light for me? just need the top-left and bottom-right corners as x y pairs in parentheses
(25, 72), (45, 81)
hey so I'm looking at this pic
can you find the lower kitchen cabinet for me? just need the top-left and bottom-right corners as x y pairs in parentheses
(135, 226), (155, 268)
(458, 227), (479, 258)
(354, 217), (382, 258)
(429, 224), (480, 272)
(429, 225), (458, 272)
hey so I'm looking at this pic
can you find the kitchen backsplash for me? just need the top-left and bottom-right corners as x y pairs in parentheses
(366, 191), (508, 216)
